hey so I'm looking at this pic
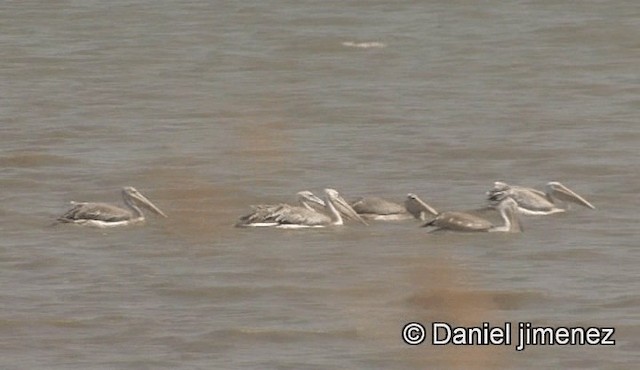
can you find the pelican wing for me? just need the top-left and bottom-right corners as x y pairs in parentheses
(237, 204), (331, 227)
(525, 187), (547, 198)
(271, 205), (331, 226)
(508, 189), (556, 213)
(59, 202), (132, 222)
(462, 206), (502, 224)
(423, 211), (493, 232)
(488, 182), (555, 213)
(236, 204), (286, 225)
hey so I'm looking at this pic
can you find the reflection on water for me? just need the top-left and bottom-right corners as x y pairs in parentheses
(402, 253), (503, 369)
(140, 166), (247, 243)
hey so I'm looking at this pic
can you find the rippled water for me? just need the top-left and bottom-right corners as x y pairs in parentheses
(1, 1), (638, 369)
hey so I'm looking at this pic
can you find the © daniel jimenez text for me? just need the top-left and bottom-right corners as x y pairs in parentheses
(402, 322), (615, 351)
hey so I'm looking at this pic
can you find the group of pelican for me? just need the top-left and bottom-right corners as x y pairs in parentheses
(417, 181), (595, 233)
(55, 181), (594, 233)
(234, 181), (595, 233)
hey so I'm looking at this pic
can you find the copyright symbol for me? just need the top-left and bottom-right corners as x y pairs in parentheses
(402, 322), (426, 345)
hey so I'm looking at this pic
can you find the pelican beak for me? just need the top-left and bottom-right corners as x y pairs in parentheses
(132, 192), (168, 218)
(332, 194), (368, 225)
(547, 182), (595, 209)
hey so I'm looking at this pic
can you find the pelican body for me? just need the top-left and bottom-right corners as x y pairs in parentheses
(488, 181), (595, 215)
(236, 190), (326, 227)
(350, 195), (437, 221)
(236, 189), (367, 228)
(350, 197), (410, 220)
(421, 195), (522, 233)
(57, 186), (167, 228)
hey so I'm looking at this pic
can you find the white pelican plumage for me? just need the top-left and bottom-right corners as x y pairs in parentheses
(57, 186), (167, 228)
(487, 181), (595, 215)
(421, 194), (522, 233)
(236, 190), (326, 227)
(350, 195), (438, 221)
(236, 189), (367, 228)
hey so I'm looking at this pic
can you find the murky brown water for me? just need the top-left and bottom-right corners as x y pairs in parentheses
(1, 1), (638, 369)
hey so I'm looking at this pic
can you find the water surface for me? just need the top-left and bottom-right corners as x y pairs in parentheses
(1, 1), (638, 369)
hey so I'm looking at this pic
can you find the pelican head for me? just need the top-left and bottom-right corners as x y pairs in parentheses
(487, 188), (509, 204)
(296, 190), (326, 209)
(405, 193), (439, 220)
(488, 181), (511, 194)
(123, 186), (167, 218)
(324, 188), (368, 225)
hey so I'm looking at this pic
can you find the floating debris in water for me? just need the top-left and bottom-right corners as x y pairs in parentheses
(342, 41), (386, 49)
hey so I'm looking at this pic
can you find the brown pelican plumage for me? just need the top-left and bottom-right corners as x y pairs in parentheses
(421, 194), (522, 233)
(237, 189), (367, 228)
(487, 181), (595, 215)
(350, 195), (438, 221)
(57, 186), (167, 228)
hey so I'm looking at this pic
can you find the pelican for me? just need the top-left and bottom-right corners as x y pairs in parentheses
(421, 194), (522, 233)
(487, 181), (595, 215)
(236, 190), (326, 227)
(350, 195), (437, 221)
(57, 186), (167, 228)
(236, 188), (367, 228)
(404, 193), (497, 221)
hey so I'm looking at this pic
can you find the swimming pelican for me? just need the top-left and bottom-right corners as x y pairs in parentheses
(236, 190), (326, 227)
(405, 193), (498, 221)
(487, 181), (595, 215)
(57, 186), (167, 228)
(421, 194), (522, 233)
(237, 188), (367, 228)
(350, 195), (438, 221)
